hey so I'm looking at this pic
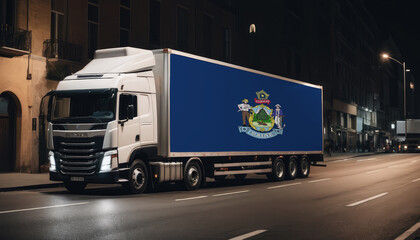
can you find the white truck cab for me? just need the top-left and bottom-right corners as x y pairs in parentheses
(48, 48), (158, 193)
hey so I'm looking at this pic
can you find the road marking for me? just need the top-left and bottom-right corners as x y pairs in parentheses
(412, 178), (420, 183)
(366, 169), (384, 174)
(213, 190), (250, 197)
(412, 160), (418, 163)
(175, 196), (208, 202)
(357, 158), (377, 162)
(308, 178), (331, 183)
(388, 164), (406, 168)
(346, 192), (388, 207)
(0, 202), (89, 214)
(267, 182), (301, 189)
(395, 222), (420, 240)
(229, 230), (267, 240)
(332, 158), (351, 163)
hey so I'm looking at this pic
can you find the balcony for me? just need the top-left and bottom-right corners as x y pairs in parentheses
(43, 39), (82, 63)
(42, 39), (83, 80)
(0, 24), (31, 57)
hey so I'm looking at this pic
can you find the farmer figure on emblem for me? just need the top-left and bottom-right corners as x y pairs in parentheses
(238, 99), (251, 126)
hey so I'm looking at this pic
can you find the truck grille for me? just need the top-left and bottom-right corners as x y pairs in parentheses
(54, 136), (104, 176)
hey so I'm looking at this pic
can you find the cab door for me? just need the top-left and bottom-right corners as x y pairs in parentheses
(117, 93), (140, 164)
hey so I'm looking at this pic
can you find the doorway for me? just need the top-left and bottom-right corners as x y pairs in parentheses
(0, 92), (17, 172)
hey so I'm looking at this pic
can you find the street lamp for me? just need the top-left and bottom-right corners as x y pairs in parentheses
(381, 53), (407, 140)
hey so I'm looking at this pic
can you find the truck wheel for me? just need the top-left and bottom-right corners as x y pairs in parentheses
(286, 157), (298, 180)
(125, 160), (149, 194)
(184, 161), (202, 191)
(270, 157), (285, 181)
(297, 156), (310, 178)
(64, 181), (87, 194)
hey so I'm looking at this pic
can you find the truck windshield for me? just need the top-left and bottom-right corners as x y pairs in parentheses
(50, 89), (117, 123)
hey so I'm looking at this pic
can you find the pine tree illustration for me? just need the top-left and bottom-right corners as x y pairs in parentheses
(254, 109), (270, 122)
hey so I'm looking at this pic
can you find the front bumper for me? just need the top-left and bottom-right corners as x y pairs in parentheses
(50, 169), (127, 184)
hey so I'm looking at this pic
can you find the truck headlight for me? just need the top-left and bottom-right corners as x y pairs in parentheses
(49, 151), (56, 172)
(417, 145), (420, 149)
(404, 145), (408, 150)
(100, 150), (118, 172)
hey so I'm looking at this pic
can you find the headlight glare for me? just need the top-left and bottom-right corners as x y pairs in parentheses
(100, 150), (118, 172)
(49, 151), (56, 172)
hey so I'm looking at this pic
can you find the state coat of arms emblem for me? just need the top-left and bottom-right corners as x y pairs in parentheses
(237, 90), (285, 139)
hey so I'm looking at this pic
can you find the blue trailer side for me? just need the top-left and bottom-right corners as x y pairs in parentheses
(168, 52), (323, 156)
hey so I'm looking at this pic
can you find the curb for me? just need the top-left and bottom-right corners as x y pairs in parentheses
(0, 183), (63, 192)
(323, 152), (379, 162)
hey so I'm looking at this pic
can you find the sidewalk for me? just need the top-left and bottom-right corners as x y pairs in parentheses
(0, 152), (378, 192)
(323, 151), (377, 162)
(0, 173), (61, 192)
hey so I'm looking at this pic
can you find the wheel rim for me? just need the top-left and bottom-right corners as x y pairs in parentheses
(301, 159), (309, 175)
(275, 161), (284, 178)
(188, 166), (199, 187)
(132, 168), (145, 189)
(289, 160), (297, 176)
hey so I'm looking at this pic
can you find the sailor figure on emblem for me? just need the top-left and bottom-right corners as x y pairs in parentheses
(238, 99), (251, 126)
(274, 104), (284, 129)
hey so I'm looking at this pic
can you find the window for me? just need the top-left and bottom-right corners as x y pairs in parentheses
(51, 0), (67, 41)
(177, 6), (189, 50)
(0, 0), (16, 27)
(120, 0), (131, 46)
(149, 0), (160, 45)
(120, 0), (130, 7)
(202, 14), (212, 57)
(294, 54), (301, 78)
(223, 27), (231, 62)
(50, 89), (117, 123)
(119, 94), (137, 120)
(88, 0), (99, 59)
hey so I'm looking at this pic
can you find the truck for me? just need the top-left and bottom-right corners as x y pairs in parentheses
(45, 47), (324, 194)
(396, 119), (420, 152)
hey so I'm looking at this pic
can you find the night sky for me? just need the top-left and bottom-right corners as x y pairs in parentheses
(366, 0), (420, 95)
(351, 0), (420, 118)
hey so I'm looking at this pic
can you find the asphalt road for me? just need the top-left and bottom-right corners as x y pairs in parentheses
(0, 153), (419, 240)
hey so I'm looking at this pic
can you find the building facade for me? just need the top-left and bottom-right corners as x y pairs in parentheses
(0, 0), (407, 173)
(236, 0), (404, 153)
(0, 0), (238, 172)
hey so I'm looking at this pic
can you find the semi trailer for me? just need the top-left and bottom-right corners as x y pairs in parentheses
(46, 47), (324, 193)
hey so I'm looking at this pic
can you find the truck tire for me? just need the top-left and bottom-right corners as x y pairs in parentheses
(297, 156), (310, 178)
(125, 159), (149, 194)
(269, 157), (285, 181)
(64, 181), (87, 194)
(184, 161), (202, 191)
(286, 157), (298, 180)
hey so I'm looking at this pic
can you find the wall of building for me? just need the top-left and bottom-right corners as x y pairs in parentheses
(0, 0), (238, 172)
(0, 0), (406, 172)
(0, 0), (59, 172)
